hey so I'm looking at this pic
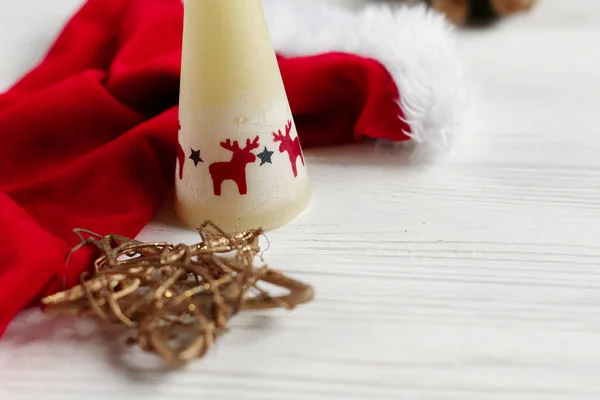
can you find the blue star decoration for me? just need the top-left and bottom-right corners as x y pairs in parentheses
(189, 148), (203, 166)
(257, 146), (274, 166)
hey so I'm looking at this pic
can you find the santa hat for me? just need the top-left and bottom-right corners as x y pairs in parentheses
(263, 0), (469, 153)
(0, 0), (468, 335)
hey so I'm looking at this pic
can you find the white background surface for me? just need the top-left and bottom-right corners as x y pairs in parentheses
(1, 0), (600, 399)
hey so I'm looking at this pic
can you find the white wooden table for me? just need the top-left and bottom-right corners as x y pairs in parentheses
(2, 1), (600, 399)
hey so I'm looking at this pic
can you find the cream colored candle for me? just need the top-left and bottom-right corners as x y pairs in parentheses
(175, 0), (312, 232)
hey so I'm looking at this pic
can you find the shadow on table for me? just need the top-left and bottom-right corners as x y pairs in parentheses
(2, 310), (176, 382)
(2, 308), (278, 381)
(304, 140), (442, 168)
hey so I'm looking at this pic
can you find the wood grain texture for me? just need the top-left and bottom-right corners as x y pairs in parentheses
(2, 0), (600, 399)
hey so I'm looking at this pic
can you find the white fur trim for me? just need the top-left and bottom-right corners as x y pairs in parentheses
(262, 0), (470, 154)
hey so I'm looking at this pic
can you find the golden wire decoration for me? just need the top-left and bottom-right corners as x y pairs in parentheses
(41, 221), (314, 367)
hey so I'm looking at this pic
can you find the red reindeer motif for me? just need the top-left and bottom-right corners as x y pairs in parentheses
(176, 142), (185, 180)
(209, 136), (260, 196)
(176, 122), (185, 179)
(273, 120), (304, 178)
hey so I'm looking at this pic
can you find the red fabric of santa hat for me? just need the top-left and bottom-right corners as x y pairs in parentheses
(0, 0), (467, 335)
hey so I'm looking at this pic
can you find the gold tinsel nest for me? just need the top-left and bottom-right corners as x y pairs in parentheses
(41, 221), (314, 367)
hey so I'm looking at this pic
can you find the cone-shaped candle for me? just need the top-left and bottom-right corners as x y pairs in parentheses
(175, 0), (312, 232)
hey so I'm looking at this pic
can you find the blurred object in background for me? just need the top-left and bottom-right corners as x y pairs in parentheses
(327, 0), (537, 26)
(427, 0), (537, 25)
